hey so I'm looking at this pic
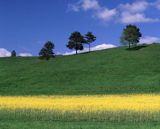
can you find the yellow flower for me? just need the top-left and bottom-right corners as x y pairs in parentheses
(0, 94), (159, 112)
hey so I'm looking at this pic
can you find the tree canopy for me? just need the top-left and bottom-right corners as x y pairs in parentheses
(85, 32), (96, 52)
(121, 25), (142, 48)
(11, 50), (16, 57)
(66, 32), (85, 55)
(39, 41), (55, 60)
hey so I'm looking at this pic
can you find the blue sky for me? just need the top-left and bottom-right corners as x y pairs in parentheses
(0, 0), (160, 56)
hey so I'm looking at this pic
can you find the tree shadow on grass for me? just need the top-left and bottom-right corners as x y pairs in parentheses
(126, 44), (148, 51)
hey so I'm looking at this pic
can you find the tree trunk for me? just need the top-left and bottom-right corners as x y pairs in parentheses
(89, 44), (91, 52)
(76, 49), (77, 55)
(75, 42), (78, 55)
(129, 43), (131, 49)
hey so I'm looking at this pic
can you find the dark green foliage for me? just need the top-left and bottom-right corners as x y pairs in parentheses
(0, 44), (160, 95)
(66, 32), (85, 55)
(85, 32), (96, 52)
(39, 41), (55, 60)
(11, 50), (16, 57)
(121, 25), (142, 48)
(120, 33), (128, 46)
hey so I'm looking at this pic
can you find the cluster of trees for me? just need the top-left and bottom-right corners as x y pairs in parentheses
(10, 24), (142, 60)
(67, 32), (96, 55)
(39, 32), (96, 60)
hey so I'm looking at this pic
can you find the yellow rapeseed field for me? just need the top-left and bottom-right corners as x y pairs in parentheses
(0, 94), (160, 112)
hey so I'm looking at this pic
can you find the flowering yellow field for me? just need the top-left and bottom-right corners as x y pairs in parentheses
(0, 94), (160, 112)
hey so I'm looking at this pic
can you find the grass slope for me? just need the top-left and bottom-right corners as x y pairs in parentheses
(0, 44), (160, 95)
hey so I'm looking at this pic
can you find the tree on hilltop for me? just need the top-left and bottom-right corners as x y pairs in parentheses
(121, 25), (142, 49)
(11, 50), (16, 57)
(84, 32), (96, 52)
(66, 31), (85, 55)
(39, 41), (55, 60)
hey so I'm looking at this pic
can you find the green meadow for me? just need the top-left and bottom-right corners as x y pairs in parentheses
(0, 44), (160, 129)
(0, 44), (160, 96)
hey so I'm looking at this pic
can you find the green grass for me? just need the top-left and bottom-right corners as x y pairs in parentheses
(0, 109), (159, 129)
(0, 44), (160, 128)
(0, 109), (160, 123)
(0, 121), (160, 129)
(0, 44), (160, 95)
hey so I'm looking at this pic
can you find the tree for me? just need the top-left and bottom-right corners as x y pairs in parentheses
(121, 25), (142, 48)
(85, 32), (96, 52)
(66, 32), (84, 55)
(11, 50), (16, 57)
(39, 41), (55, 60)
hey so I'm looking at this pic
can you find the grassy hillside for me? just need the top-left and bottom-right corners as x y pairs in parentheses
(0, 44), (160, 95)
